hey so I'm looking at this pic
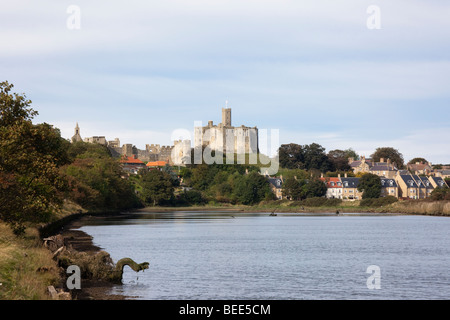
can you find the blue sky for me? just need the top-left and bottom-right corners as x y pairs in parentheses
(1, 0), (450, 163)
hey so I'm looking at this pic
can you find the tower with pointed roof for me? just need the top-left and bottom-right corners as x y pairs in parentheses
(71, 122), (83, 143)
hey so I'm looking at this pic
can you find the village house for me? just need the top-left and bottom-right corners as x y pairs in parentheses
(341, 176), (363, 200)
(369, 158), (398, 179)
(268, 176), (284, 200)
(349, 157), (398, 178)
(429, 176), (449, 189)
(395, 174), (435, 199)
(407, 161), (433, 176)
(146, 161), (169, 169)
(380, 178), (399, 198)
(119, 155), (146, 175)
(349, 156), (372, 175)
(319, 175), (343, 199)
(435, 169), (450, 179)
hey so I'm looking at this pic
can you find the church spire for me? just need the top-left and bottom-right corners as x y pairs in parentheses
(71, 122), (82, 143)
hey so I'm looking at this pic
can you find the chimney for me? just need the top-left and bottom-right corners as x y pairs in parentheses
(345, 173), (348, 178)
(338, 173), (341, 179)
(321, 173), (324, 178)
(380, 158), (385, 163)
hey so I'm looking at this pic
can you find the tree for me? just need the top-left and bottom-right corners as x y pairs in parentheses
(302, 178), (327, 199)
(431, 188), (450, 201)
(278, 143), (304, 169)
(327, 149), (351, 171)
(233, 172), (273, 205)
(138, 170), (175, 206)
(282, 177), (305, 200)
(62, 151), (139, 211)
(279, 142), (333, 172)
(357, 173), (381, 199)
(408, 157), (428, 165)
(303, 143), (333, 172)
(371, 147), (405, 169)
(0, 82), (71, 234)
(344, 148), (359, 161)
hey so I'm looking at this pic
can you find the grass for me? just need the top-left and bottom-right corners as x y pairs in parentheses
(0, 223), (62, 300)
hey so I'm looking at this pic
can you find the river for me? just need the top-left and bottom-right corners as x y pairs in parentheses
(77, 211), (450, 300)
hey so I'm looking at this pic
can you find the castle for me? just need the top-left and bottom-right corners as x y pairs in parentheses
(194, 107), (259, 155)
(70, 123), (177, 163)
(70, 106), (257, 165)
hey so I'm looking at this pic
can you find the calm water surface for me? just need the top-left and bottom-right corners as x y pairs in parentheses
(78, 212), (450, 300)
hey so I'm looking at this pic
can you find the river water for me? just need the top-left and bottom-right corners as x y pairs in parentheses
(78, 211), (450, 300)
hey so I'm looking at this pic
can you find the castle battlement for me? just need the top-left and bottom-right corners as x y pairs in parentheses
(194, 106), (258, 154)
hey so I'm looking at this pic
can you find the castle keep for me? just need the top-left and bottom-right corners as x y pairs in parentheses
(194, 107), (258, 155)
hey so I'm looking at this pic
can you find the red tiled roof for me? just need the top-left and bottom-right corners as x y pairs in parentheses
(146, 161), (168, 167)
(119, 156), (145, 164)
(320, 177), (342, 188)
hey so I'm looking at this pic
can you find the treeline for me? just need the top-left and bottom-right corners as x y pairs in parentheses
(130, 164), (275, 206)
(0, 82), (140, 234)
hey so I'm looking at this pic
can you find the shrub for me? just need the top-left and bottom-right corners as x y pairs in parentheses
(360, 196), (398, 207)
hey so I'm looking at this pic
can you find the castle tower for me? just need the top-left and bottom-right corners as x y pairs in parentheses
(222, 107), (231, 127)
(71, 122), (83, 143)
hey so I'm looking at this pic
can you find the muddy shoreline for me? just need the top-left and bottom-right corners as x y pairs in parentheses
(59, 214), (129, 300)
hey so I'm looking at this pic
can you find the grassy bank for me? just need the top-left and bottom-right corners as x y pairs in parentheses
(0, 200), (90, 300)
(139, 199), (450, 216)
(0, 223), (61, 300)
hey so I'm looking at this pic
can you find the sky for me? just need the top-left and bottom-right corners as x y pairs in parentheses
(1, 0), (450, 164)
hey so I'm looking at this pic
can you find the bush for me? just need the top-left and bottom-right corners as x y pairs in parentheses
(179, 190), (207, 205)
(360, 196), (398, 207)
(431, 188), (450, 201)
(302, 197), (327, 207)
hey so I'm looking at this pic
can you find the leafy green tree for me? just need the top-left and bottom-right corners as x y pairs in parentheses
(279, 143), (333, 172)
(303, 143), (333, 172)
(358, 173), (381, 199)
(233, 172), (273, 205)
(278, 143), (305, 169)
(344, 148), (359, 161)
(407, 157), (428, 165)
(282, 177), (305, 200)
(62, 149), (139, 210)
(0, 81), (70, 234)
(371, 147), (405, 169)
(327, 149), (351, 171)
(302, 178), (327, 199)
(431, 188), (450, 201)
(138, 170), (175, 206)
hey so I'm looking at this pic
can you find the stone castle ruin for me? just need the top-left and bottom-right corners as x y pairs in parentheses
(70, 124), (175, 163)
(194, 107), (259, 155)
(70, 106), (258, 166)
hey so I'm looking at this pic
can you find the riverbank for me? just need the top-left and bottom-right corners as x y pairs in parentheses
(136, 199), (450, 216)
(58, 215), (129, 300)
